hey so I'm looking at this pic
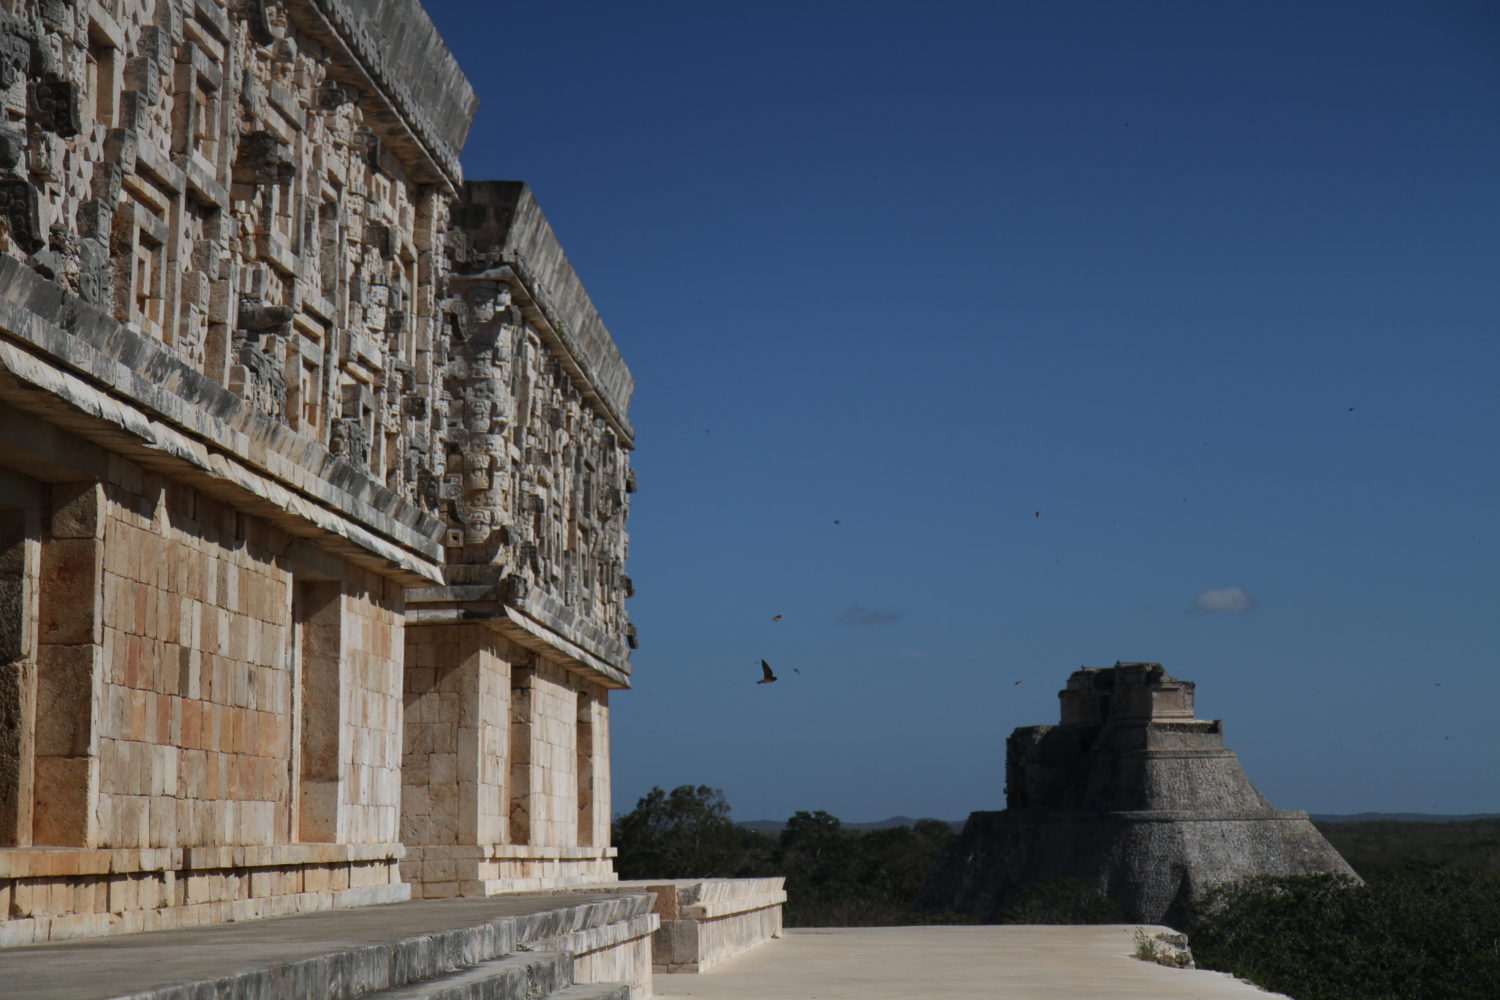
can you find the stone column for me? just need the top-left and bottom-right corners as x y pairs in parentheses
(0, 499), (39, 846)
(33, 483), (104, 846)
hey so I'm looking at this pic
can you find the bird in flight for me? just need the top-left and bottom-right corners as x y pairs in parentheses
(771, 614), (782, 622)
(757, 660), (778, 684)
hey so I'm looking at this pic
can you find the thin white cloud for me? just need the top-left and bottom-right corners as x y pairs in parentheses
(1193, 585), (1256, 614)
(838, 603), (901, 625)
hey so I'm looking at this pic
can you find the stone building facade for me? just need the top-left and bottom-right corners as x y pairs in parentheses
(921, 663), (1356, 925)
(0, 0), (634, 946)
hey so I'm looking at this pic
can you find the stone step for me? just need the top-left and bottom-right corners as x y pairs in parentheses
(548, 984), (632, 1000)
(361, 950), (571, 1000)
(0, 892), (656, 1000)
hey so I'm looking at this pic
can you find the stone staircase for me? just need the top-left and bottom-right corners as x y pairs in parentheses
(360, 949), (628, 1000)
(0, 891), (657, 1000)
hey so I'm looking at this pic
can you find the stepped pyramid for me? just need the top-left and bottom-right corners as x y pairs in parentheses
(922, 662), (1357, 924)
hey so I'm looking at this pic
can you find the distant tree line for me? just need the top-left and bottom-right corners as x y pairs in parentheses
(611, 785), (958, 925)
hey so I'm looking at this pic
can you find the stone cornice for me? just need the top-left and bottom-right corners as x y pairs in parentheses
(288, 0), (478, 192)
(454, 182), (635, 440)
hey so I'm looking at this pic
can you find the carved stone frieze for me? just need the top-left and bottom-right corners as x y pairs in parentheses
(229, 298), (292, 416)
(354, 126), (380, 171)
(2, 2), (633, 672)
(0, 129), (22, 171)
(363, 221), (393, 260)
(0, 175), (42, 253)
(498, 573), (528, 604)
(0, 16), (27, 91)
(233, 130), (295, 184)
(230, 342), (287, 417)
(28, 74), (81, 138)
(329, 417), (369, 467)
(314, 79), (355, 111)
(240, 0), (278, 46)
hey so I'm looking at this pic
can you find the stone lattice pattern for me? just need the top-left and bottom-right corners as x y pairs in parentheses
(0, 0), (637, 948)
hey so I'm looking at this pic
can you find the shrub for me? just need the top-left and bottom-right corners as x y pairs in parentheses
(1186, 871), (1500, 1000)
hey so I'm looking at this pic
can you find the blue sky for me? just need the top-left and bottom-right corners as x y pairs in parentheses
(421, 0), (1499, 822)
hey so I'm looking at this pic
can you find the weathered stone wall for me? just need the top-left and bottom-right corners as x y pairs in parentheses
(0, 451), (409, 945)
(439, 183), (635, 661)
(0, 0), (458, 936)
(399, 181), (633, 898)
(0, 0), (637, 946)
(0, 0), (473, 527)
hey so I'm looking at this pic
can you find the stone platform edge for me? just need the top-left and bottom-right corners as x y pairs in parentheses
(606, 878), (786, 975)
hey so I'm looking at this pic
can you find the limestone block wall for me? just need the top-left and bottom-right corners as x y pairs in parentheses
(0, 453), (409, 946)
(401, 622), (616, 897)
(96, 474), (292, 851)
(614, 878), (787, 975)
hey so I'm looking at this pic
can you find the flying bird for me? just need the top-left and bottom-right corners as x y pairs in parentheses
(757, 660), (777, 684)
(771, 614), (782, 622)
(1034, 511), (1040, 518)
(833, 519), (840, 525)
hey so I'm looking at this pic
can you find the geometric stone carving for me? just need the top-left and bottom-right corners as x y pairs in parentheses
(230, 298), (293, 417)
(330, 417), (370, 468)
(314, 79), (355, 111)
(330, 382), (373, 468)
(498, 572), (528, 604)
(354, 126), (380, 172)
(233, 130), (295, 184)
(243, 0), (276, 46)
(0, 17), (27, 92)
(363, 221), (392, 260)
(0, 175), (43, 253)
(230, 341), (287, 417)
(0, 129), (23, 170)
(27, 75), (81, 138)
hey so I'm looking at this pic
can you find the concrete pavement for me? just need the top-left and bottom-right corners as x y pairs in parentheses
(653, 926), (1289, 1000)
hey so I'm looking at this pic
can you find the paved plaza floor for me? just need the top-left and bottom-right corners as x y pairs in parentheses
(654, 925), (1289, 1000)
(0, 900), (1290, 1000)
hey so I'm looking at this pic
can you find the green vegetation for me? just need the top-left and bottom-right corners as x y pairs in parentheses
(1185, 871), (1500, 1000)
(1314, 817), (1500, 878)
(995, 876), (1127, 925)
(1185, 818), (1500, 1000)
(612, 786), (956, 925)
(614, 788), (1500, 998)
